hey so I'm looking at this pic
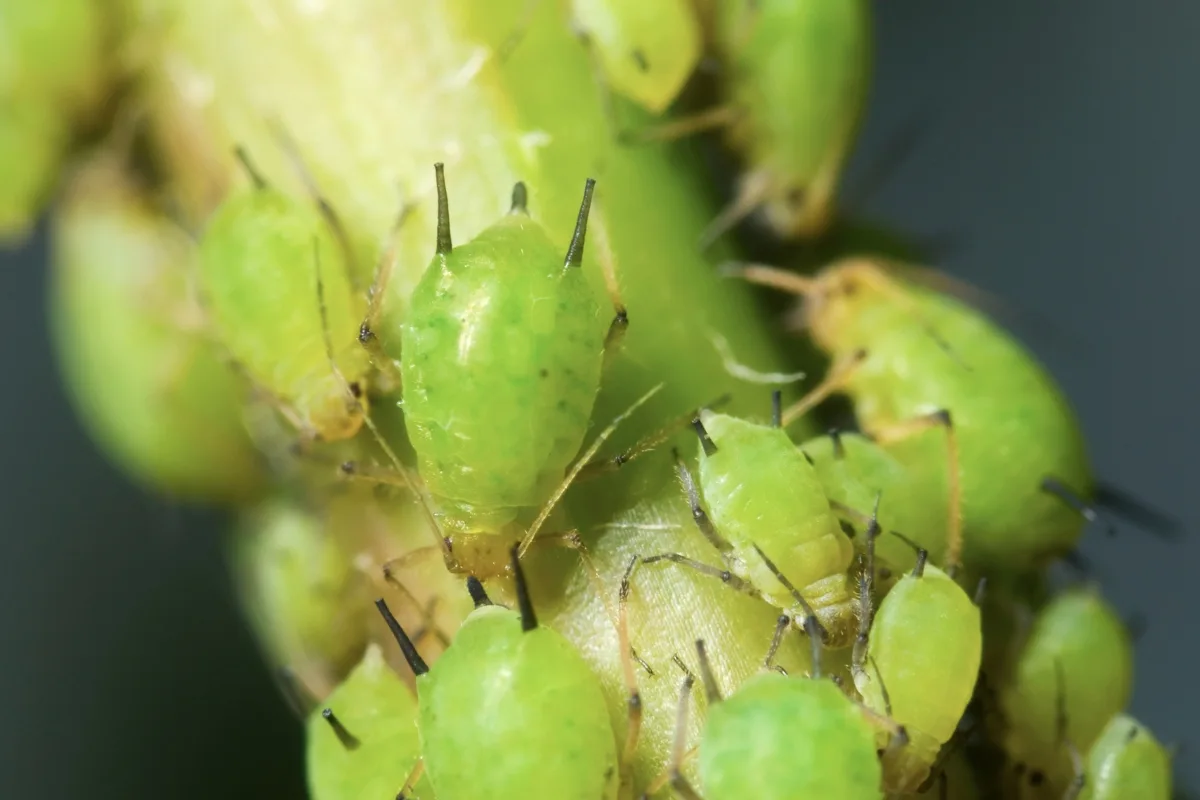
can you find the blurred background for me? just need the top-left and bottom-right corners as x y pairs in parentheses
(2, 1), (1197, 797)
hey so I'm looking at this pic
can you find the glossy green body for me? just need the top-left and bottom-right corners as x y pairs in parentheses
(998, 588), (1133, 788)
(801, 431), (949, 571)
(198, 187), (369, 441)
(573, 0), (701, 113)
(856, 565), (981, 793)
(306, 645), (430, 800)
(399, 208), (606, 535)
(230, 499), (369, 688)
(806, 261), (1092, 571)
(1079, 714), (1172, 800)
(712, 0), (871, 237)
(700, 673), (881, 799)
(49, 157), (263, 502)
(418, 605), (618, 800)
(698, 412), (857, 644)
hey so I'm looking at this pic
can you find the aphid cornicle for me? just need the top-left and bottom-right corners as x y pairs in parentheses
(197, 149), (371, 442)
(305, 644), (430, 800)
(997, 587), (1133, 792)
(729, 256), (1091, 571)
(398, 164), (629, 577)
(664, 638), (883, 799)
(1072, 713), (1173, 800)
(852, 517), (982, 794)
(379, 546), (620, 800)
(642, 408), (858, 647)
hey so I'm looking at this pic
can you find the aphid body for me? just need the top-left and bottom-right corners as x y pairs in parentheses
(690, 411), (858, 646)
(380, 550), (619, 800)
(306, 644), (430, 800)
(998, 587), (1133, 790)
(699, 672), (882, 799)
(572, 0), (702, 113)
(198, 173), (370, 441)
(711, 0), (872, 238)
(743, 257), (1092, 571)
(856, 560), (982, 793)
(1077, 714), (1172, 800)
(399, 168), (612, 573)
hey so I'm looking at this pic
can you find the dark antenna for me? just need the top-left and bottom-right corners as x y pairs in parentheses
(694, 639), (722, 705)
(233, 145), (267, 189)
(770, 390), (782, 429)
(434, 163), (452, 255)
(1041, 476), (1116, 537)
(509, 181), (529, 215)
(466, 576), (492, 608)
(691, 417), (719, 457)
(1094, 481), (1184, 540)
(321, 708), (361, 750)
(564, 178), (596, 269)
(510, 544), (538, 632)
(375, 598), (429, 676)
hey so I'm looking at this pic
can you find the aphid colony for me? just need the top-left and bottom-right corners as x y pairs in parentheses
(31, 0), (1183, 798)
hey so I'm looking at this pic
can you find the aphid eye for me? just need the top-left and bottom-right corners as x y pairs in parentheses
(785, 186), (806, 208)
(348, 381), (363, 398)
(631, 48), (649, 73)
(1028, 769), (1045, 786)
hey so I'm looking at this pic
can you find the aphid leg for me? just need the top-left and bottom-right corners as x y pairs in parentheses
(395, 757), (426, 800)
(749, 543), (830, 643)
(857, 655), (909, 755)
(694, 639), (723, 705)
(591, 213), (631, 366)
(639, 747), (700, 800)
(518, 383), (664, 557)
(719, 261), (819, 297)
(674, 445), (737, 556)
(409, 595), (452, 649)
(274, 666), (320, 720)
(779, 348), (868, 427)
(852, 495), (883, 680)
(1055, 659), (1088, 800)
(640, 552), (762, 598)
(320, 708), (361, 750)
(763, 614), (790, 673)
(889, 530), (930, 578)
(869, 410), (963, 573)
(358, 197), (415, 393)
(617, 555), (645, 772)
(698, 169), (773, 251)
(666, 669), (704, 800)
(568, 22), (630, 145)
(494, 0), (543, 62)
(619, 104), (737, 145)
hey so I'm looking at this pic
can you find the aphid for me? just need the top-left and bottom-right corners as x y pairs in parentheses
(997, 587), (1133, 791)
(641, 404), (860, 647)
(49, 152), (264, 503)
(1070, 713), (1173, 800)
(852, 507), (983, 794)
(501, 0), (703, 115)
(196, 146), (373, 442)
(662, 636), (884, 799)
(631, 0), (872, 243)
(305, 643), (431, 800)
(229, 498), (371, 698)
(378, 545), (621, 799)
(395, 164), (637, 577)
(727, 256), (1090, 571)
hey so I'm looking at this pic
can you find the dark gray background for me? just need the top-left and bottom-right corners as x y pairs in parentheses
(2, 2), (1196, 796)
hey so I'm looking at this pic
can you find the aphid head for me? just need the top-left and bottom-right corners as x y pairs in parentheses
(793, 257), (894, 353)
(759, 177), (837, 241)
(298, 374), (368, 441)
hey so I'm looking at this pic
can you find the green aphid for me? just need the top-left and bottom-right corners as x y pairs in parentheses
(730, 257), (1092, 572)
(398, 165), (628, 578)
(640, 409), (858, 647)
(630, 0), (871, 243)
(853, 521), (982, 794)
(1, 0), (111, 242)
(306, 643), (431, 800)
(1073, 713), (1173, 800)
(379, 546), (620, 800)
(197, 150), (371, 443)
(229, 498), (371, 698)
(49, 153), (264, 503)
(998, 587), (1133, 793)
(664, 638), (882, 800)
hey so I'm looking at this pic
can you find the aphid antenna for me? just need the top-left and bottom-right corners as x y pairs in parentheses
(518, 383), (663, 557)
(617, 554), (644, 768)
(466, 575), (492, 608)
(321, 707), (361, 750)
(395, 759), (427, 800)
(375, 597), (429, 677)
(764, 613), (791, 673)
(563, 178), (596, 270)
(694, 639), (722, 705)
(509, 544), (539, 632)
(749, 542), (829, 643)
(232, 145), (268, 190)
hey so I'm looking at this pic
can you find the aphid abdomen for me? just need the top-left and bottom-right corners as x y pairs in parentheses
(400, 214), (606, 534)
(1081, 714), (1172, 800)
(858, 567), (981, 792)
(699, 414), (854, 614)
(699, 673), (882, 800)
(419, 607), (619, 800)
(199, 190), (369, 439)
